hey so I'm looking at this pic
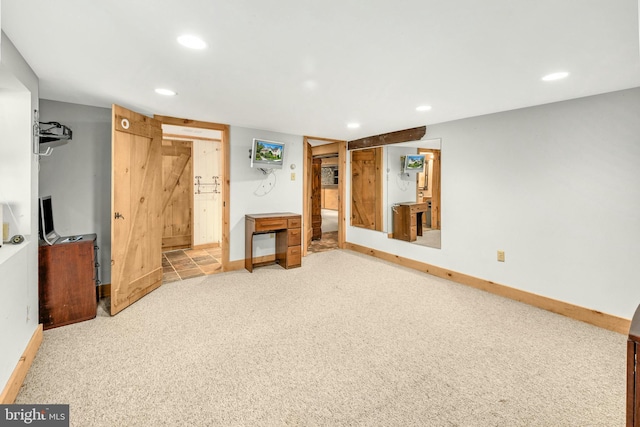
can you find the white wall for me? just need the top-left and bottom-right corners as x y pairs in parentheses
(193, 139), (222, 246)
(0, 83), (30, 236)
(0, 31), (39, 392)
(347, 88), (640, 320)
(38, 100), (112, 283)
(36, 107), (305, 274)
(229, 126), (303, 261)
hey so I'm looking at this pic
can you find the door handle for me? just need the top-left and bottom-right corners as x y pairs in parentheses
(114, 212), (125, 220)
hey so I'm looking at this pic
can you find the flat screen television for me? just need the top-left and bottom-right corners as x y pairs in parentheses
(250, 138), (285, 169)
(402, 154), (426, 174)
(39, 196), (60, 245)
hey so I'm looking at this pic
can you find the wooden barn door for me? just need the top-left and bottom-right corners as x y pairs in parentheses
(351, 147), (383, 231)
(111, 105), (163, 315)
(161, 140), (193, 251)
(311, 157), (322, 240)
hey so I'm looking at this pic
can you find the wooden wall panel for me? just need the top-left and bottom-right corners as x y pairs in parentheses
(161, 140), (193, 251)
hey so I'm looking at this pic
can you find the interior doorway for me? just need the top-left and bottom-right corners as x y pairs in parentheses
(309, 154), (339, 253)
(154, 116), (230, 283)
(303, 137), (346, 255)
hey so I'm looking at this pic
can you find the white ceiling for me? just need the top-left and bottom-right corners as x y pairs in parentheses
(2, 0), (639, 141)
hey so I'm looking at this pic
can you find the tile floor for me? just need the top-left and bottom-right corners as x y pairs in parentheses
(308, 231), (338, 253)
(162, 247), (223, 283)
(163, 234), (337, 284)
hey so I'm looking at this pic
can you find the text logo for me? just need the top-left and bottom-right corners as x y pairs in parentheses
(0, 405), (69, 427)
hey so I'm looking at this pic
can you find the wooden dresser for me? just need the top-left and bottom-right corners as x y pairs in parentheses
(39, 234), (98, 329)
(245, 213), (301, 272)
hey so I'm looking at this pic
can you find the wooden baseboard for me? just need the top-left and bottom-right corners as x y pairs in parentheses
(226, 259), (246, 271)
(345, 242), (631, 334)
(97, 283), (111, 299)
(0, 324), (43, 404)
(192, 243), (220, 250)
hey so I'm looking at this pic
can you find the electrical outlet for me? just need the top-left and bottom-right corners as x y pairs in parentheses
(497, 250), (505, 262)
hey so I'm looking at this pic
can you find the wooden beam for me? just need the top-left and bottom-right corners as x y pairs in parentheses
(348, 126), (426, 150)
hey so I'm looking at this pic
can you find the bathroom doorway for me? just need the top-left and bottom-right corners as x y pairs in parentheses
(155, 116), (230, 282)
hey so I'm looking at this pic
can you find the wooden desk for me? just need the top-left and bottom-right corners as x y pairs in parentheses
(392, 202), (428, 242)
(245, 213), (301, 272)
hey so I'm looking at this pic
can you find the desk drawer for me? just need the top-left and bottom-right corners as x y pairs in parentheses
(410, 203), (428, 214)
(287, 246), (301, 268)
(255, 218), (288, 232)
(288, 228), (301, 246)
(288, 217), (301, 228)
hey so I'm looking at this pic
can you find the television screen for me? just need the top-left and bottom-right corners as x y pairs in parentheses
(251, 139), (285, 169)
(403, 154), (426, 173)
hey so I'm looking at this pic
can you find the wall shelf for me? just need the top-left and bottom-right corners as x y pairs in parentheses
(0, 238), (30, 266)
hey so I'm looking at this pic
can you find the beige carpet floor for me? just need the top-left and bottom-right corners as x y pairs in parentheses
(16, 250), (626, 426)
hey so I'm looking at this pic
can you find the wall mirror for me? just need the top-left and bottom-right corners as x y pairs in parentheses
(385, 139), (441, 248)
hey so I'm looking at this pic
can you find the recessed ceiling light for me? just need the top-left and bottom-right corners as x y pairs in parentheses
(542, 71), (569, 81)
(155, 88), (177, 96)
(416, 105), (432, 112)
(347, 123), (360, 129)
(177, 34), (207, 50)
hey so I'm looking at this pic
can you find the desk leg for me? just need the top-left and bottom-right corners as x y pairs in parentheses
(245, 224), (254, 272)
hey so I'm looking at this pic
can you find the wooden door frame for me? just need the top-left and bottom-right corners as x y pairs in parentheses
(154, 115), (230, 270)
(417, 148), (441, 230)
(302, 136), (347, 256)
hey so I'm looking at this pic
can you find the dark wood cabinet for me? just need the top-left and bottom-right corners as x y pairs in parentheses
(628, 305), (640, 426)
(39, 235), (98, 329)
